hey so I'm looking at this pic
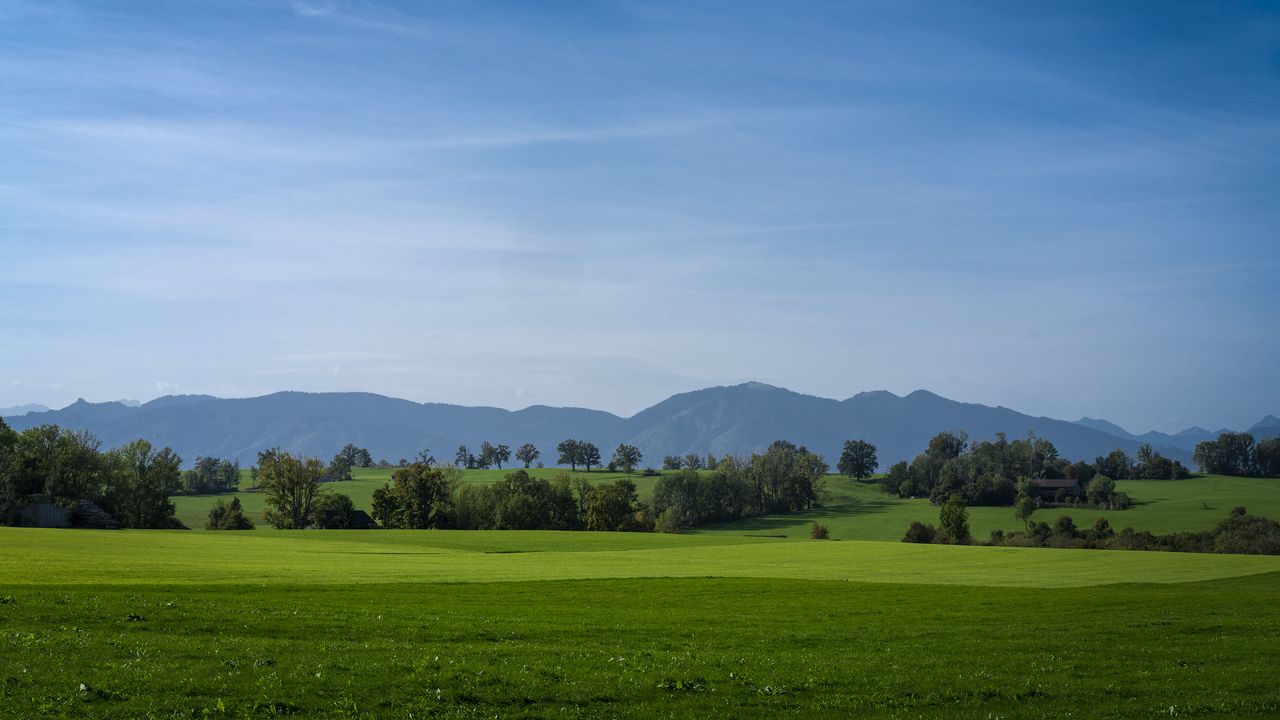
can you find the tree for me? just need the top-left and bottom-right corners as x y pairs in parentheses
(1014, 494), (1036, 530)
(259, 450), (326, 529)
(682, 453), (704, 471)
(582, 478), (650, 531)
(1085, 475), (1117, 509)
(370, 485), (399, 527)
(327, 453), (354, 481)
(493, 444), (511, 470)
(1255, 438), (1280, 478)
(381, 464), (458, 529)
(184, 456), (240, 494)
(106, 439), (183, 529)
(557, 439), (581, 471)
(611, 444), (642, 474)
(938, 496), (970, 544)
(1195, 432), (1257, 476)
(414, 448), (436, 467)
(838, 439), (878, 481)
(206, 497), (254, 530)
(516, 443), (540, 468)
(576, 442), (602, 472)
(311, 493), (357, 529)
(662, 455), (683, 471)
(1095, 449), (1134, 480)
(335, 443), (373, 469)
(455, 445), (472, 469)
(477, 441), (496, 469)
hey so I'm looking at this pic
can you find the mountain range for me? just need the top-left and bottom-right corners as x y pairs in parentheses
(3, 383), (1276, 470)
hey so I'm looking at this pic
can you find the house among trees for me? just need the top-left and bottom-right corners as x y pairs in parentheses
(17, 499), (120, 529)
(1027, 477), (1081, 500)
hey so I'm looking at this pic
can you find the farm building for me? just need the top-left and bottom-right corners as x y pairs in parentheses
(16, 499), (119, 529)
(18, 501), (71, 528)
(1027, 477), (1081, 499)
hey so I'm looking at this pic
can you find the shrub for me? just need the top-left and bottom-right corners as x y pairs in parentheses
(810, 522), (829, 539)
(902, 521), (936, 544)
(206, 497), (255, 530)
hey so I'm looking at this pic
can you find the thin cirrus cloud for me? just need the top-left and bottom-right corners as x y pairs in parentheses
(0, 0), (1277, 434)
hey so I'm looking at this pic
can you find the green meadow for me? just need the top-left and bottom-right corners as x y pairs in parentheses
(7, 472), (1280, 717)
(2, 528), (1279, 718)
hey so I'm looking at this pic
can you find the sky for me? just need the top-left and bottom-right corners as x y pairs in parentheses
(1, 0), (1278, 433)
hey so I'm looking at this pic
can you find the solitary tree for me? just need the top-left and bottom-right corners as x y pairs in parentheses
(611, 444), (643, 474)
(1014, 494), (1036, 530)
(662, 455), (683, 470)
(455, 445), (472, 469)
(516, 443), (540, 468)
(838, 439), (878, 481)
(938, 495), (971, 545)
(682, 453), (704, 471)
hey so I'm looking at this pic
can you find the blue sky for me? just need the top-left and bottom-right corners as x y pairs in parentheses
(1, 0), (1277, 433)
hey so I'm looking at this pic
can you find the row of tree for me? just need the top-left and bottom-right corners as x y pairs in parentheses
(651, 441), (830, 532)
(0, 420), (184, 528)
(902, 497), (1280, 556)
(1194, 432), (1280, 477)
(879, 431), (1188, 508)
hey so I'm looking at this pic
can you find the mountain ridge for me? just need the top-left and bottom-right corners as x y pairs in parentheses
(4, 383), (1274, 469)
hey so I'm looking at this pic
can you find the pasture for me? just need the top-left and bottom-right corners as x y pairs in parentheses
(1, 528), (1278, 718)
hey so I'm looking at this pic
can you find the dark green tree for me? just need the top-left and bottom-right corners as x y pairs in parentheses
(611, 444), (642, 474)
(557, 439), (581, 470)
(106, 439), (183, 529)
(938, 495), (970, 544)
(515, 443), (540, 468)
(577, 442), (603, 472)
(259, 450), (326, 529)
(206, 497), (255, 530)
(837, 439), (878, 481)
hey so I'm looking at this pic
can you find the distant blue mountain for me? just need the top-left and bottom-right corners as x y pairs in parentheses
(6, 383), (1251, 469)
(0, 403), (50, 418)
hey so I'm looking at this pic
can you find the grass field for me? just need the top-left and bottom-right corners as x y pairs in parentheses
(73, 470), (1277, 716)
(2, 528), (1279, 718)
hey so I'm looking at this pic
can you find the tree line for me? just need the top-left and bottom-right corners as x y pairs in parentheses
(902, 499), (1280, 556)
(1194, 432), (1280, 478)
(0, 419), (184, 529)
(879, 431), (1190, 509)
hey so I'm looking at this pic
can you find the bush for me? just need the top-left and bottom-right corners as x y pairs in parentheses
(902, 521), (936, 544)
(810, 522), (829, 540)
(206, 497), (255, 530)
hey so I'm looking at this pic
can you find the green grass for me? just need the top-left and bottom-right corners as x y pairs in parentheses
(2, 527), (1279, 718)
(4, 527), (1278, 588)
(9, 472), (1280, 717)
(697, 473), (1280, 542)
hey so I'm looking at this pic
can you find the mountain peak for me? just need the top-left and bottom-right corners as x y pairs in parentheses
(736, 381), (781, 391)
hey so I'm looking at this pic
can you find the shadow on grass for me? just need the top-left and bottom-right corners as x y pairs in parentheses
(693, 498), (899, 534)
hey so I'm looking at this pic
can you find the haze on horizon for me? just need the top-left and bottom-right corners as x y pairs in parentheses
(1, 1), (1277, 434)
